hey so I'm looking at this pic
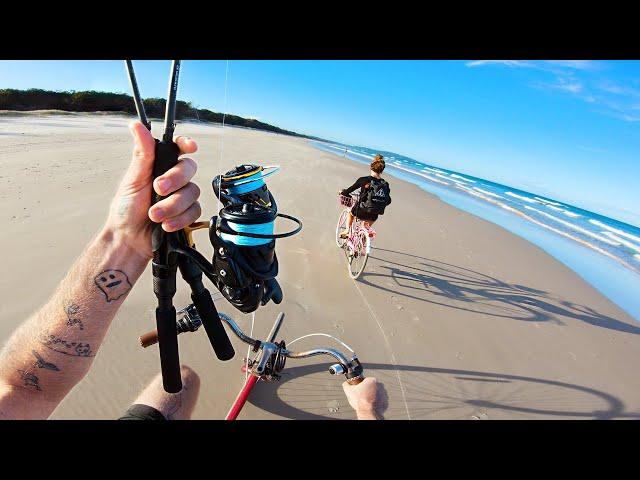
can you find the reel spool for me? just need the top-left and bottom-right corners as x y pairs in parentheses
(213, 164), (280, 210)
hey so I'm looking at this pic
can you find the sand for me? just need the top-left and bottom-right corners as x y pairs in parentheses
(1, 112), (639, 420)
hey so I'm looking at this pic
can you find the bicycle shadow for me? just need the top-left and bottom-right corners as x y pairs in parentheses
(248, 362), (640, 420)
(356, 248), (640, 335)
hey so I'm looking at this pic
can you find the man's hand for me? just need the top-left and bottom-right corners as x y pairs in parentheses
(342, 377), (381, 420)
(106, 121), (202, 261)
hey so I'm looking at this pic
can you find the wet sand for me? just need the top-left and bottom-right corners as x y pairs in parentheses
(1, 112), (639, 419)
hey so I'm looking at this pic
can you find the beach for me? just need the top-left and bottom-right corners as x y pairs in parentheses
(1, 112), (639, 419)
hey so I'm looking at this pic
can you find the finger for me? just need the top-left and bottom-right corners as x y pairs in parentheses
(174, 135), (198, 155)
(125, 121), (156, 181)
(162, 202), (202, 232)
(149, 183), (200, 223)
(153, 157), (198, 196)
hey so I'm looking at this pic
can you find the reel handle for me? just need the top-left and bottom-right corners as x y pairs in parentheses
(140, 330), (160, 348)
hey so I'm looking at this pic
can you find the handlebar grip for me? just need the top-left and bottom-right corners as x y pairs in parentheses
(156, 305), (182, 393)
(151, 140), (180, 206)
(191, 289), (235, 361)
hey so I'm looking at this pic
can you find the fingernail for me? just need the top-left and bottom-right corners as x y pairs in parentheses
(157, 179), (170, 193)
(152, 207), (164, 220)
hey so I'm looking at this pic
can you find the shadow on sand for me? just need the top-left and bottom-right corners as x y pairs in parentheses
(248, 362), (640, 420)
(355, 248), (640, 335)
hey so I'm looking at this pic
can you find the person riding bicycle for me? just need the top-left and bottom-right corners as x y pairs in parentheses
(339, 154), (392, 239)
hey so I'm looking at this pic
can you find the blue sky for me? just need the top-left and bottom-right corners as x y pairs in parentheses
(1, 60), (638, 227)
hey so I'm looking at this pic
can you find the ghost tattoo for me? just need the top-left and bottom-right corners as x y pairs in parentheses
(94, 269), (132, 302)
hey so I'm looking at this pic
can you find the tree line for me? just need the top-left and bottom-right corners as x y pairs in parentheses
(0, 88), (324, 140)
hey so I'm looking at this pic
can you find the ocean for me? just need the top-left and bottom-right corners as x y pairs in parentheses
(313, 141), (640, 321)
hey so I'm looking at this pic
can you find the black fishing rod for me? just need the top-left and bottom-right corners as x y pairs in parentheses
(125, 60), (150, 131)
(125, 60), (234, 393)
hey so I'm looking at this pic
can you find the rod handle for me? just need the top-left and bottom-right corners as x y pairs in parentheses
(152, 140), (180, 206)
(156, 306), (182, 393)
(191, 289), (235, 361)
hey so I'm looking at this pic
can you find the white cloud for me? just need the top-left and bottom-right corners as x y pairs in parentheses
(466, 59), (640, 125)
(465, 60), (534, 68)
(545, 60), (599, 71)
(534, 77), (583, 95)
(556, 81), (583, 94)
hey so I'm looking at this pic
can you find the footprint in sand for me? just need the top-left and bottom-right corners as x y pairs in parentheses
(391, 296), (404, 310)
(471, 411), (489, 420)
(327, 400), (340, 413)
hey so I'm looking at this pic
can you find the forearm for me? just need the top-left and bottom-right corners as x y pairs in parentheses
(341, 183), (360, 195)
(0, 226), (148, 419)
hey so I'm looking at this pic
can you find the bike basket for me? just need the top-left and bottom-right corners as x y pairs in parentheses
(339, 194), (359, 208)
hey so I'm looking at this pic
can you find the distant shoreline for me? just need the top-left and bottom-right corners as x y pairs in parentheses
(0, 88), (332, 143)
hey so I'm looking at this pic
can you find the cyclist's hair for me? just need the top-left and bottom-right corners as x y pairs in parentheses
(370, 154), (385, 174)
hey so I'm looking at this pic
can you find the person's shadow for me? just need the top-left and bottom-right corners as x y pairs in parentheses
(248, 362), (640, 420)
(357, 248), (640, 335)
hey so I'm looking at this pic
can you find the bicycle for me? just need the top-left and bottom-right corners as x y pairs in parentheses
(336, 193), (376, 279)
(139, 301), (365, 420)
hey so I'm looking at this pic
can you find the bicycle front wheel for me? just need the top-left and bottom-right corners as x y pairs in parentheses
(348, 230), (369, 279)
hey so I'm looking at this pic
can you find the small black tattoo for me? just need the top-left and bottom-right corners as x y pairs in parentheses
(32, 350), (60, 371)
(18, 370), (41, 391)
(94, 269), (132, 302)
(166, 394), (182, 420)
(38, 331), (95, 357)
(65, 303), (84, 330)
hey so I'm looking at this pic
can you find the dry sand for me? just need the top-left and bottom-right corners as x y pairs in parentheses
(1, 112), (639, 419)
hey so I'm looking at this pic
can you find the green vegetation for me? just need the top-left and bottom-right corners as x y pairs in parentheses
(0, 88), (326, 140)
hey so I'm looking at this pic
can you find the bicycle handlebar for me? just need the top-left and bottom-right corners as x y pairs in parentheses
(139, 305), (364, 384)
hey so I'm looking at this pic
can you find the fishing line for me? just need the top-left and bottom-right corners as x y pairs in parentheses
(245, 311), (256, 381)
(352, 280), (411, 419)
(216, 59), (230, 213)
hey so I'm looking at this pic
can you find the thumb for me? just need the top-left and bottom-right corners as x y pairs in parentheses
(122, 121), (156, 188)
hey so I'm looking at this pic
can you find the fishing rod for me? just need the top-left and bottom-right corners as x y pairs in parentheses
(125, 60), (235, 393)
(125, 61), (302, 393)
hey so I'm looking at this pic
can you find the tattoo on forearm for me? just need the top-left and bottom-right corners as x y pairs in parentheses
(166, 384), (187, 420)
(65, 303), (84, 330)
(94, 269), (132, 302)
(166, 395), (182, 420)
(38, 331), (95, 357)
(18, 370), (42, 391)
(32, 350), (60, 371)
